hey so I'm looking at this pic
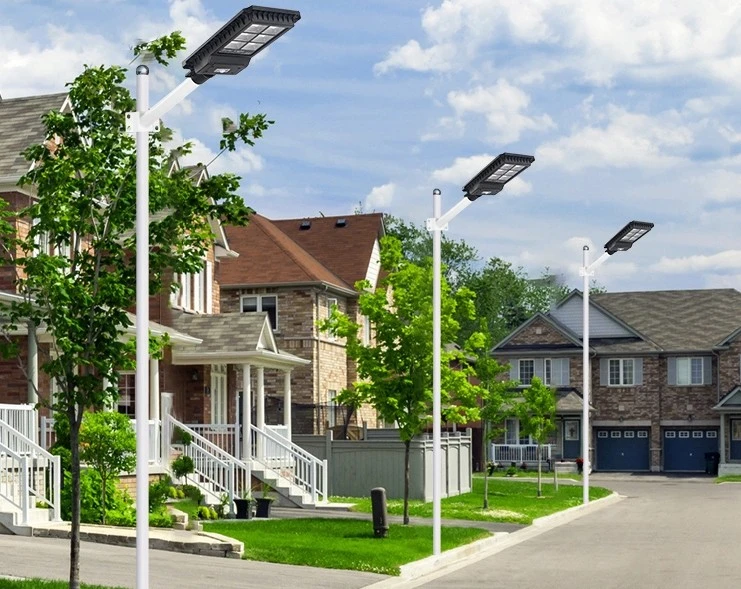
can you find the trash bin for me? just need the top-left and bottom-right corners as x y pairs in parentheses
(704, 452), (720, 475)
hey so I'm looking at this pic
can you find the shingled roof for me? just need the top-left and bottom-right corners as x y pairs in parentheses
(221, 213), (384, 294)
(0, 93), (68, 179)
(591, 289), (741, 352)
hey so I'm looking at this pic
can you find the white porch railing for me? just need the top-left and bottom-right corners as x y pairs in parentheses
(184, 424), (239, 460)
(164, 415), (250, 513)
(251, 425), (328, 504)
(0, 404), (38, 447)
(0, 421), (61, 524)
(40, 417), (161, 464)
(491, 444), (553, 464)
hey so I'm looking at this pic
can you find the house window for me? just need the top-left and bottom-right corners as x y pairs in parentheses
(504, 418), (532, 445)
(544, 358), (569, 386)
(32, 218), (50, 256)
(362, 315), (372, 346)
(117, 373), (136, 417)
(241, 294), (278, 330)
(211, 364), (228, 425)
(326, 297), (338, 317)
(608, 359), (634, 386)
(327, 390), (338, 428)
(676, 357), (703, 385)
(171, 260), (211, 314)
(564, 420), (579, 441)
(732, 420), (741, 441)
(518, 360), (534, 385)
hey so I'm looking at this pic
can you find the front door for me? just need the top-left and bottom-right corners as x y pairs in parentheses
(210, 364), (228, 424)
(731, 419), (741, 460)
(563, 419), (580, 459)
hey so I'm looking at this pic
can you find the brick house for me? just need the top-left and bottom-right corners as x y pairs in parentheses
(492, 288), (741, 475)
(218, 212), (385, 435)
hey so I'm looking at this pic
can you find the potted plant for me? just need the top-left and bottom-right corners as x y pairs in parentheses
(233, 490), (254, 520)
(576, 457), (584, 474)
(255, 482), (275, 518)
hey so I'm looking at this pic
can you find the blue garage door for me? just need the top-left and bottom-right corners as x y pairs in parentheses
(664, 428), (719, 472)
(596, 428), (650, 471)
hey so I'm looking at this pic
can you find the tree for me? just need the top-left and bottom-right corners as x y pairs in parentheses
(0, 34), (262, 589)
(318, 236), (480, 524)
(78, 412), (136, 524)
(517, 377), (557, 497)
(464, 321), (517, 509)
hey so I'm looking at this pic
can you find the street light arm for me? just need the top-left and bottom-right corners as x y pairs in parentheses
(581, 251), (612, 276)
(427, 195), (474, 231)
(138, 77), (200, 129)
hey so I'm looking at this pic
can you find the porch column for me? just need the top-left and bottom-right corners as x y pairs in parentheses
(27, 322), (38, 405)
(149, 358), (160, 422)
(256, 367), (265, 430)
(720, 414), (726, 464)
(283, 369), (292, 440)
(241, 364), (251, 460)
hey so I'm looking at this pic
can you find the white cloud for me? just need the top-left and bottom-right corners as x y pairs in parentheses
(691, 170), (741, 203)
(445, 80), (554, 143)
(652, 250), (741, 274)
(374, 41), (456, 75)
(535, 105), (693, 170)
(365, 183), (396, 210)
(168, 128), (264, 177)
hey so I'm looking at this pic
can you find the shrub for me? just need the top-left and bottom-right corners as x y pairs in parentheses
(149, 476), (172, 512)
(167, 486), (179, 499)
(149, 508), (174, 528)
(171, 455), (195, 481)
(506, 466), (518, 477)
(197, 505), (211, 520)
(176, 488), (185, 499)
(182, 484), (203, 504)
(106, 508), (136, 527)
(209, 507), (218, 520)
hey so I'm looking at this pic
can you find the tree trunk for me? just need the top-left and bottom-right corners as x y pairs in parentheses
(482, 421), (489, 510)
(68, 409), (81, 589)
(403, 439), (410, 525)
(537, 442), (542, 498)
(101, 473), (107, 525)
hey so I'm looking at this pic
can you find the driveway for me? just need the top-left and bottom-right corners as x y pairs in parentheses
(393, 475), (741, 589)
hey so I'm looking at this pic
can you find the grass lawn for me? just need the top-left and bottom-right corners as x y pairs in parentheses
(336, 476), (611, 525)
(170, 498), (200, 520)
(716, 475), (741, 483)
(0, 579), (123, 589)
(475, 470), (582, 480)
(204, 518), (489, 576)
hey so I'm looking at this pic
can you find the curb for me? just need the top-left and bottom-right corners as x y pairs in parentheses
(364, 492), (623, 589)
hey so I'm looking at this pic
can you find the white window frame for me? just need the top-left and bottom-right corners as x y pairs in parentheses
(518, 359), (534, 385)
(608, 358), (635, 386)
(362, 315), (372, 346)
(117, 372), (136, 417)
(211, 364), (228, 425)
(544, 358), (552, 385)
(240, 294), (279, 330)
(564, 420), (579, 441)
(676, 357), (703, 386)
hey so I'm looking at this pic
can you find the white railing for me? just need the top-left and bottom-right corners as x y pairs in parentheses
(265, 424), (289, 441)
(41, 416), (160, 464)
(491, 444), (553, 464)
(164, 416), (250, 513)
(184, 424), (239, 459)
(0, 421), (61, 524)
(251, 425), (328, 504)
(0, 404), (38, 447)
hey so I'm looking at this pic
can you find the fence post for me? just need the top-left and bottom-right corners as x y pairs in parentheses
(311, 460), (317, 504)
(161, 392), (173, 466)
(322, 459), (328, 502)
(20, 456), (29, 525)
(52, 454), (62, 521)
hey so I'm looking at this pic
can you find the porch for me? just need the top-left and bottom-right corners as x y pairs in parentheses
(713, 389), (741, 476)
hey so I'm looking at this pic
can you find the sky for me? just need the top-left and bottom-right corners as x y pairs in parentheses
(4, 0), (741, 293)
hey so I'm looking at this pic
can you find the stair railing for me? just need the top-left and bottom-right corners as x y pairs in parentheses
(250, 425), (328, 504)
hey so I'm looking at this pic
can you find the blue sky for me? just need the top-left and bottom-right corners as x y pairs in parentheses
(4, 0), (741, 293)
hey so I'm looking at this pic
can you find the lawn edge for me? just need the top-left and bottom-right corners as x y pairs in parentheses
(366, 491), (623, 588)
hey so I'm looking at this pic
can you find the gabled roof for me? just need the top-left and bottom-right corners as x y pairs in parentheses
(220, 214), (356, 293)
(591, 289), (741, 352)
(713, 386), (741, 412)
(171, 311), (309, 368)
(271, 213), (384, 289)
(0, 93), (69, 180)
(493, 312), (584, 352)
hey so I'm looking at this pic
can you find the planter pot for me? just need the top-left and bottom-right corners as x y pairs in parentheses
(255, 497), (273, 518)
(234, 498), (253, 520)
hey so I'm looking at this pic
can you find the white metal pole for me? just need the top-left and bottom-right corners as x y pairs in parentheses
(134, 64), (150, 589)
(432, 188), (442, 556)
(582, 245), (590, 505)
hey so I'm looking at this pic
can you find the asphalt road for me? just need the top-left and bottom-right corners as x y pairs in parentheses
(403, 475), (740, 589)
(0, 534), (386, 589)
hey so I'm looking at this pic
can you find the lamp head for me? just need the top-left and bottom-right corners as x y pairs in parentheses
(183, 6), (301, 83)
(463, 152), (534, 201)
(604, 221), (654, 255)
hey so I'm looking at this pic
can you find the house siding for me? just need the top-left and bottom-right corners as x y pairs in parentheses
(550, 295), (632, 338)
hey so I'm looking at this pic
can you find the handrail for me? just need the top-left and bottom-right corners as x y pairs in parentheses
(0, 421), (61, 524)
(251, 425), (327, 503)
(0, 404), (39, 447)
(165, 416), (250, 513)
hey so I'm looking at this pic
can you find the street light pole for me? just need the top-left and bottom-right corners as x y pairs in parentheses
(580, 221), (654, 505)
(127, 7), (300, 588)
(427, 153), (534, 556)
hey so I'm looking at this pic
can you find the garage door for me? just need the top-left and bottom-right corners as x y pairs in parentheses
(664, 428), (719, 472)
(595, 428), (650, 471)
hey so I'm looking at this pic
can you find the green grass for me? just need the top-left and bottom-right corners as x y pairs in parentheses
(204, 518), (489, 576)
(171, 498), (200, 520)
(336, 477), (611, 525)
(716, 475), (741, 483)
(0, 579), (124, 589)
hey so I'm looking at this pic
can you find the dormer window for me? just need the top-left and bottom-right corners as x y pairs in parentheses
(171, 259), (213, 314)
(241, 294), (278, 330)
